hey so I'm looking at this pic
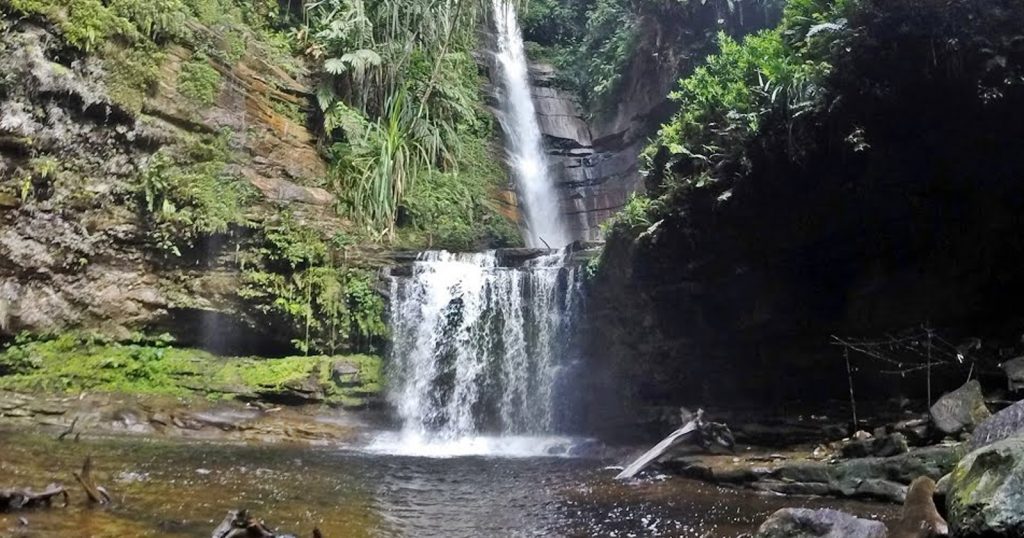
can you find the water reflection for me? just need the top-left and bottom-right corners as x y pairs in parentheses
(0, 432), (898, 537)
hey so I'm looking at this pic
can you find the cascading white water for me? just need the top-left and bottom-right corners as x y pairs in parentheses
(377, 250), (581, 455)
(492, 0), (570, 249)
(371, 2), (586, 458)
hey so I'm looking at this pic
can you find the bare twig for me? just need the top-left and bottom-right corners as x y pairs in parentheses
(73, 456), (110, 505)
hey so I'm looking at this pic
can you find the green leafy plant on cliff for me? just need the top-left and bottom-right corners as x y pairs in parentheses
(139, 131), (255, 253)
(299, 0), (515, 243)
(177, 54), (222, 105)
(237, 214), (387, 355)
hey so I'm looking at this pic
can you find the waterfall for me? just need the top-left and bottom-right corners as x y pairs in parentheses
(380, 250), (581, 453)
(371, 2), (585, 458)
(491, 0), (570, 249)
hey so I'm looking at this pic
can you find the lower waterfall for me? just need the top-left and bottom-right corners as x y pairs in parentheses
(373, 250), (582, 456)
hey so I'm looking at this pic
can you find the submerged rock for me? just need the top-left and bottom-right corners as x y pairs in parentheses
(754, 508), (887, 538)
(947, 436), (1024, 537)
(929, 381), (990, 436)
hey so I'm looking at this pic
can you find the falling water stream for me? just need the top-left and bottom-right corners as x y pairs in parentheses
(491, 0), (569, 249)
(374, 250), (582, 456)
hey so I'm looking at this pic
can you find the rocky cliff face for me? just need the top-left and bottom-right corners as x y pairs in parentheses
(529, 63), (639, 242)
(0, 17), (338, 349)
(526, 4), (782, 242)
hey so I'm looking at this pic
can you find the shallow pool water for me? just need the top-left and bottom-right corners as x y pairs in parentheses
(0, 429), (898, 537)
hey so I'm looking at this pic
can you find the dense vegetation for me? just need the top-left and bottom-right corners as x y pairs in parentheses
(520, 0), (783, 111)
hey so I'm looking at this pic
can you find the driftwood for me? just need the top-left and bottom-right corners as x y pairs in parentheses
(72, 456), (111, 505)
(0, 484), (69, 511)
(212, 509), (322, 538)
(615, 409), (734, 479)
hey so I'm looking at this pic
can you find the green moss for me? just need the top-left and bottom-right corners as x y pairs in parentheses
(177, 54), (222, 106)
(103, 42), (164, 113)
(0, 334), (383, 407)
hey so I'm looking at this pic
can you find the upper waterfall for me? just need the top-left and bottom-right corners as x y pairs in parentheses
(491, 0), (570, 249)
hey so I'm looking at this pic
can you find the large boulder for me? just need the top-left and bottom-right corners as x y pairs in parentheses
(754, 508), (888, 538)
(929, 380), (990, 436)
(1002, 357), (1024, 392)
(971, 399), (1024, 449)
(947, 436), (1024, 537)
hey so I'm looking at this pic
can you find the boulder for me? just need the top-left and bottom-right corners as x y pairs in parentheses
(754, 508), (888, 538)
(929, 380), (990, 436)
(1002, 357), (1024, 392)
(756, 444), (964, 504)
(972, 399), (1024, 449)
(947, 436), (1024, 537)
(330, 360), (361, 386)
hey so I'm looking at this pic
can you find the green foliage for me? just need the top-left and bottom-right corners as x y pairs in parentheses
(606, 0), (846, 232)
(108, 0), (191, 42)
(604, 192), (655, 235)
(651, 29), (815, 166)
(240, 265), (387, 355)
(140, 131), (255, 253)
(236, 214), (386, 355)
(399, 137), (520, 250)
(301, 0), (512, 239)
(177, 54), (222, 105)
(29, 155), (59, 179)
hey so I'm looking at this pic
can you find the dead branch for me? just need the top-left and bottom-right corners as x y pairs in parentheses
(0, 484), (69, 511)
(73, 456), (110, 505)
(57, 417), (78, 441)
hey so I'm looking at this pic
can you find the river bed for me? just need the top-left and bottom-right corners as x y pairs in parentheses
(0, 429), (899, 537)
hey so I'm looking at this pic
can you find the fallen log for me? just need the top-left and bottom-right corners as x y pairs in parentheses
(73, 456), (111, 505)
(0, 484), (69, 511)
(615, 409), (734, 479)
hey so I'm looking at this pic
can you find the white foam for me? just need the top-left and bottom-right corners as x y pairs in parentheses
(364, 431), (584, 459)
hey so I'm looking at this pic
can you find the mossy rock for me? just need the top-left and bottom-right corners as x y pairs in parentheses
(0, 336), (382, 408)
(948, 436), (1024, 537)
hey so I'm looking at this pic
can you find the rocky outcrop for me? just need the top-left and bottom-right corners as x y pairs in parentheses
(529, 63), (640, 242)
(0, 17), (333, 344)
(1001, 357), (1024, 392)
(666, 442), (964, 504)
(947, 436), (1024, 537)
(754, 508), (888, 538)
(972, 399), (1024, 449)
(579, 0), (1024, 426)
(929, 381), (990, 437)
